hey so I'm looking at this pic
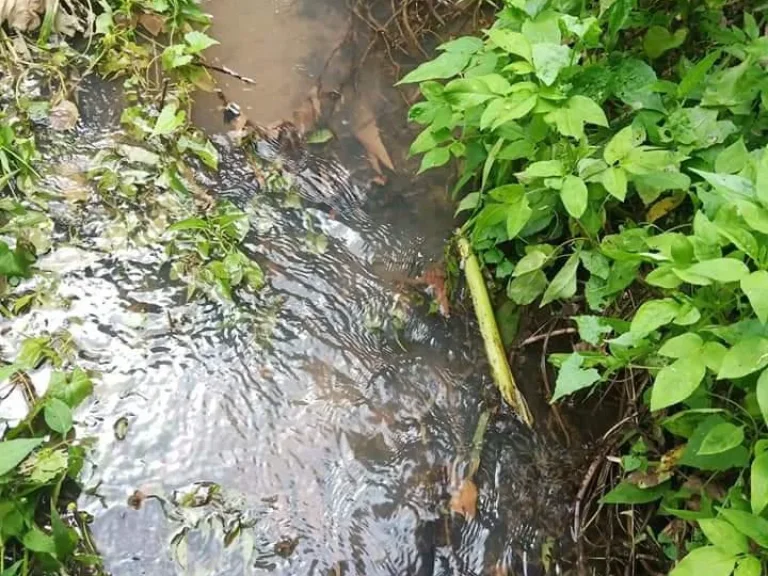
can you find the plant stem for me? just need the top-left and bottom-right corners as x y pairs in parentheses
(457, 234), (533, 427)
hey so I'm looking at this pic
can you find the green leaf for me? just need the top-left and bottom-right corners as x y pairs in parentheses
(715, 138), (749, 174)
(521, 160), (563, 179)
(741, 271), (768, 324)
(51, 506), (78, 559)
(692, 169), (755, 201)
(604, 126), (641, 165)
(678, 51), (720, 99)
(718, 337), (768, 380)
(44, 398), (73, 434)
(438, 36), (483, 55)
(567, 95), (608, 127)
(48, 368), (93, 408)
(397, 52), (470, 84)
(177, 135), (219, 170)
(734, 556), (762, 576)
(698, 518), (749, 555)
(532, 43), (571, 86)
(455, 192), (480, 215)
(698, 422), (744, 455)
(507, 270), (548, 305)
(0, 438), (43, 476)
(650, 356), (706, 411)
(513, 250), (548, 277)
(685, 258), (749, 283)
(418, 147), (451, 174)
(600, 481), (668, 504)
(757, 369), (768, 426)
(719, 508), (768, 548)
(600, 166), (627, 201)
(1, 561), (22, 576)
(659, 333), (703, 358)
(486, 29), (532, 62)
(540, 251), (580, 307)
(551, 352), (601, 402)
(184, 30), (219, 54)
(22, 526), (57, 555)
(669, 546), (736, 576)
(506, 197), (533, 239)
(643, 26), (687, 59)
(573, 316), (612, 345)
(152, 103), (185, 136)
(560, 175), (588, 218)
(0, 242), (32, 278)
(751, 452), (768, 516)
(630, 298), (680, 338)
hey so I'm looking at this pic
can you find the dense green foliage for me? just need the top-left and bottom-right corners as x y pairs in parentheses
(402, 0), (768, 573)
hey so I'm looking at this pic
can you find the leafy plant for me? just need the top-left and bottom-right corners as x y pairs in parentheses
(403, 0), (768, 572)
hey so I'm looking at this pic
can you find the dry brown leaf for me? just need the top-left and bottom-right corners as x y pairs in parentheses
(292, 87), (322, 136)
(0, 0), (42, 31)
(353, 101), (394, 175)
(647, 191), (686, 223)
(138, 12), (165, 36)
(450, 479), (478, 518)
(421, 263), (450, 317)
(49, 100), (79, 131)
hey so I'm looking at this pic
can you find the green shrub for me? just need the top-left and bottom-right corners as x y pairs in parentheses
(402, 0), (768, 572)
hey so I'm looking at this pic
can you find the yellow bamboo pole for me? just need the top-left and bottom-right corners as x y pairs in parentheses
(458, 234), (533, 427)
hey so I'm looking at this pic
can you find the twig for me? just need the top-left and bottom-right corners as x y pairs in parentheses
(540, 323), (571, 446)
(517, 327), (577, 348)
(197, 62), (257, 85)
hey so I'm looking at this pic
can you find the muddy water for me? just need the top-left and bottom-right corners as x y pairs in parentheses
(0, 3), (566, 575)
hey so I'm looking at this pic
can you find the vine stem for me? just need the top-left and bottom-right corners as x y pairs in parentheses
(457, 233), (533, 427)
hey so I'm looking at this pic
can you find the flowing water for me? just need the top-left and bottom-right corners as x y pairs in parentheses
(1, 1), (584, 574)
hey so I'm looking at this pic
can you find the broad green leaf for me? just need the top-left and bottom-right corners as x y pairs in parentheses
(685, 258), (749, 283)
(418, 147), (451, 173)
(506, 197), (532, 238)
(44, 398), (73, 434)
(540, 251), (580, 307)
(757, 369), (768, 426)
(658, 333), (703, 358)
(718, 336), (768, 379)
(698, 518), (749, 555)
(600, 166), (627, 201)
(22, 526), (57, 555)
(51, 506), (78, 560)
(741, 271), (768, 324)
(643, 26), (687, 59)
(715, 138), (749, 174)
(521, 13), (561, 44)
(719, 508), (768, 548)
(397, 52), (470, 84)
(551, 352), (601, 402)
(532, 43), (571, 86)
(678, 51), (721, 99)
(507, 270), (547, 305)
(567, 95), (608, 127)
(152, 103), (185, 136)
(600, 481), (668, 504)
(560, 175), (588, 218)
(604, 126), (640, 165)
(184, 30), (219, 54)
(734, 556), (761, 576)
(693, 169), (755, 201)
(455, 192), (480, 215)
(703, 341), (728, 373)
(573, 316), (612, 345)
(681, 415), (750, 471)
(177, 135), (219, 169)
(512, 250), (548, 277)
(751, 452), (768, 515)
(650, 356), (706, 411)
(486, 29), (532, 62)
(1, 561), (22, 576)
(669, 546), (736, 576)
(168, 217), (207, 232)
(48, 368), (93, 408)
(606, 0), (632, 46)
(630, 298), (680, 338)
(757, 149), (768, 206)
(521, 160), (563, 179)
(438, 36), (483, 55)
(0, 438), (43, 476)
(698, 422), (744, 455)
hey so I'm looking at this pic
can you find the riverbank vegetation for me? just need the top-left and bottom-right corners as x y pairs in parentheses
(0, 0), (273, 571)
(402, 0), (768, 573)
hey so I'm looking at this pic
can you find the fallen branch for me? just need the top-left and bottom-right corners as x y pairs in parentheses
(457, 234), (533, 427)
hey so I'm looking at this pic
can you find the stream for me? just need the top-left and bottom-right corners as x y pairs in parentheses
(0, 0), (580, 574)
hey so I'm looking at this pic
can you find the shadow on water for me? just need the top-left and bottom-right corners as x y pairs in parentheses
(0, 2), (594, 575)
